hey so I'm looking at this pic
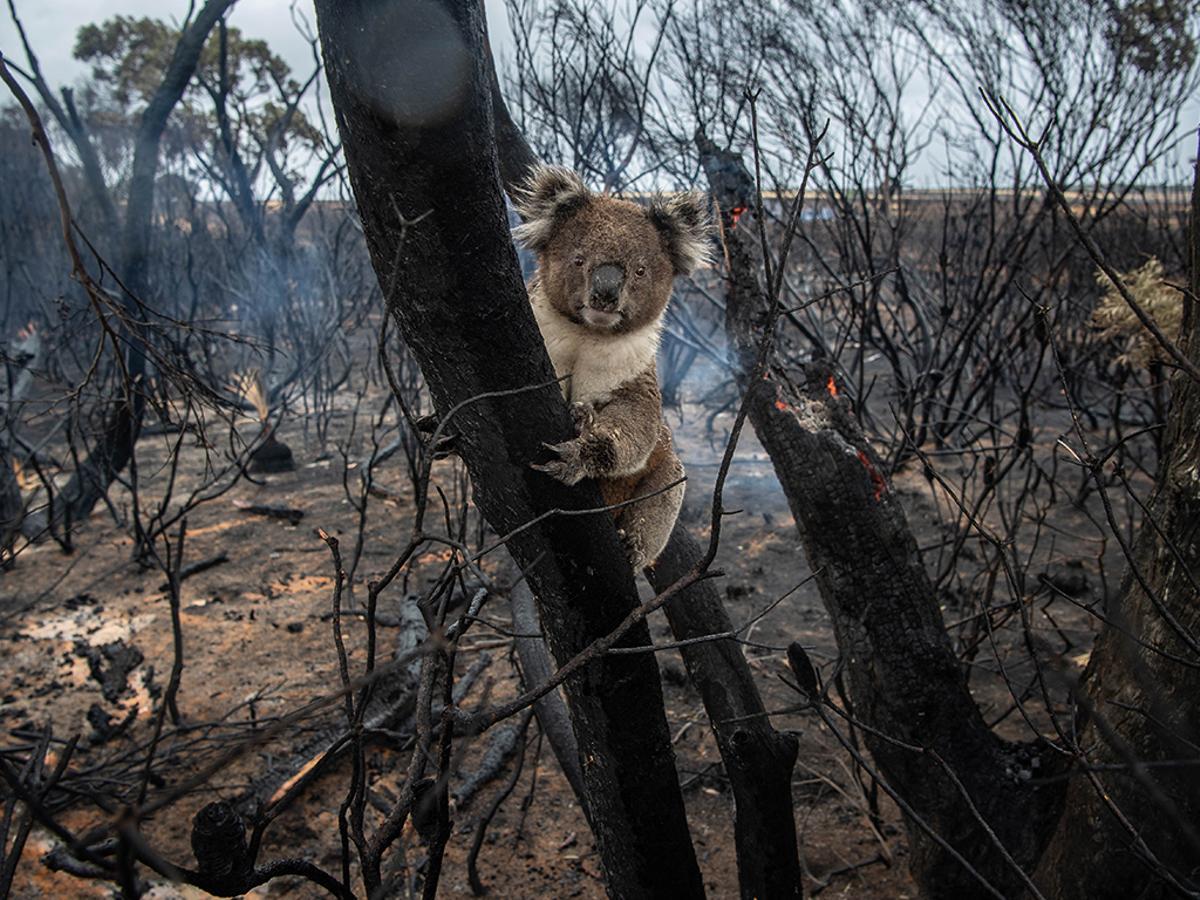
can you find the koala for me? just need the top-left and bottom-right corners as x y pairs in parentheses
(513, 165), (712, 569)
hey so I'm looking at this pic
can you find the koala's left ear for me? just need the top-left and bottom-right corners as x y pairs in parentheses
(648, 191), (715, 276)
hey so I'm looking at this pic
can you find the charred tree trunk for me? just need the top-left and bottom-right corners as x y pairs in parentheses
(484, 47), (804, 897)
(49, 0), (237, 528)
(697, 132), (1066, 898)
(1030, 140), (1200, 900)
(649, 523), (804, 899)
(509, 522), (806, 898)
(313, 2), (703, 896)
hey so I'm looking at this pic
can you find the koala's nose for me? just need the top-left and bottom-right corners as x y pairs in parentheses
(590, 264), (625, 310)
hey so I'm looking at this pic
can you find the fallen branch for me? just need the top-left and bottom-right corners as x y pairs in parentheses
(158, 553), (229, 591)
(466, 710), (535, 896)
(233, 501), (304, 525)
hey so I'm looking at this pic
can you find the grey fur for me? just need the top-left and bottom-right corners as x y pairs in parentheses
(647, 191), (715, 275)
(511, 164), (591, 252)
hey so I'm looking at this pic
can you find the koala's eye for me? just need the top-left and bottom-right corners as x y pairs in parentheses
(573, 255), (585, 267)
(635, 265), (647, 277)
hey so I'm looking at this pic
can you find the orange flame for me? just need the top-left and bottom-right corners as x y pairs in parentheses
(826, 376), (838, 398)
(774, 399), (790, 412)
(729, 205), (748, 227)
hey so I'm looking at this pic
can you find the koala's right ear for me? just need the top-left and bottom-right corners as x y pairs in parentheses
(512, 165), (591, 252)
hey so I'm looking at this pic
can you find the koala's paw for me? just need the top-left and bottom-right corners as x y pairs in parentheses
(530, 439), (586, 485)
(569, 401), (597, 435)
(617, 523), (649, 570)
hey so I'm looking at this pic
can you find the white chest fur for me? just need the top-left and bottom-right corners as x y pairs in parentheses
(531, 292), (661, 405)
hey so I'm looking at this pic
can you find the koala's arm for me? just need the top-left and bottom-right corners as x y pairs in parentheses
(533, 367), (663, 484)
(581, 369), (664, 476)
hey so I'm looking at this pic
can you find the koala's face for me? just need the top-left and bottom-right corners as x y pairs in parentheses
(537, 200), (676, 333)
(513, 166), (713, 334)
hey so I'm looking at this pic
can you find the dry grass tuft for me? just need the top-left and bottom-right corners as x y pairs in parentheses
(232, 368), (269, 423)
(1091, 257), (1183, 368)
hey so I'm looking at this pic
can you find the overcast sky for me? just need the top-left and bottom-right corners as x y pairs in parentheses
(0, 0), (514, 95)
(3, 1), (1196, 187)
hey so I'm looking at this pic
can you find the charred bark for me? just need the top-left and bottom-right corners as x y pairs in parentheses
(313, 2), (703, 896)
(508, 578), (588, 802)
(697, 132), (1066, 898)
(482, 13), (538, 194)
(1030, 140), (1200, 900)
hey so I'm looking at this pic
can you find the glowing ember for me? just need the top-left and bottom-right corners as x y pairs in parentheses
(774, 399), (790, 412)
(826, 376), (838, 397)
(729, 204), (748, 227)
(856, 450), (886, 502)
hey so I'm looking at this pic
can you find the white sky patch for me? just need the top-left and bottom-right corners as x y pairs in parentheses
(1, 0), (514, 101)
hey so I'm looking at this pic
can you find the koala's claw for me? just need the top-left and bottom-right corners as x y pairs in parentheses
(617, 526), (648, 570)
(570, 402), (597, 434)
(529, 458), (581, 484)
(531, 439), (586, 485)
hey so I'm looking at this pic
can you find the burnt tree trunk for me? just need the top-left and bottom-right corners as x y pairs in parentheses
(649, 523), (804, 899)
(49, 0), (237, 528)
(697, 132), (1067, 899)
(1030, 140), (1200, 900)
(313, 2), (703, 896)
(484, 46), (804, 897)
